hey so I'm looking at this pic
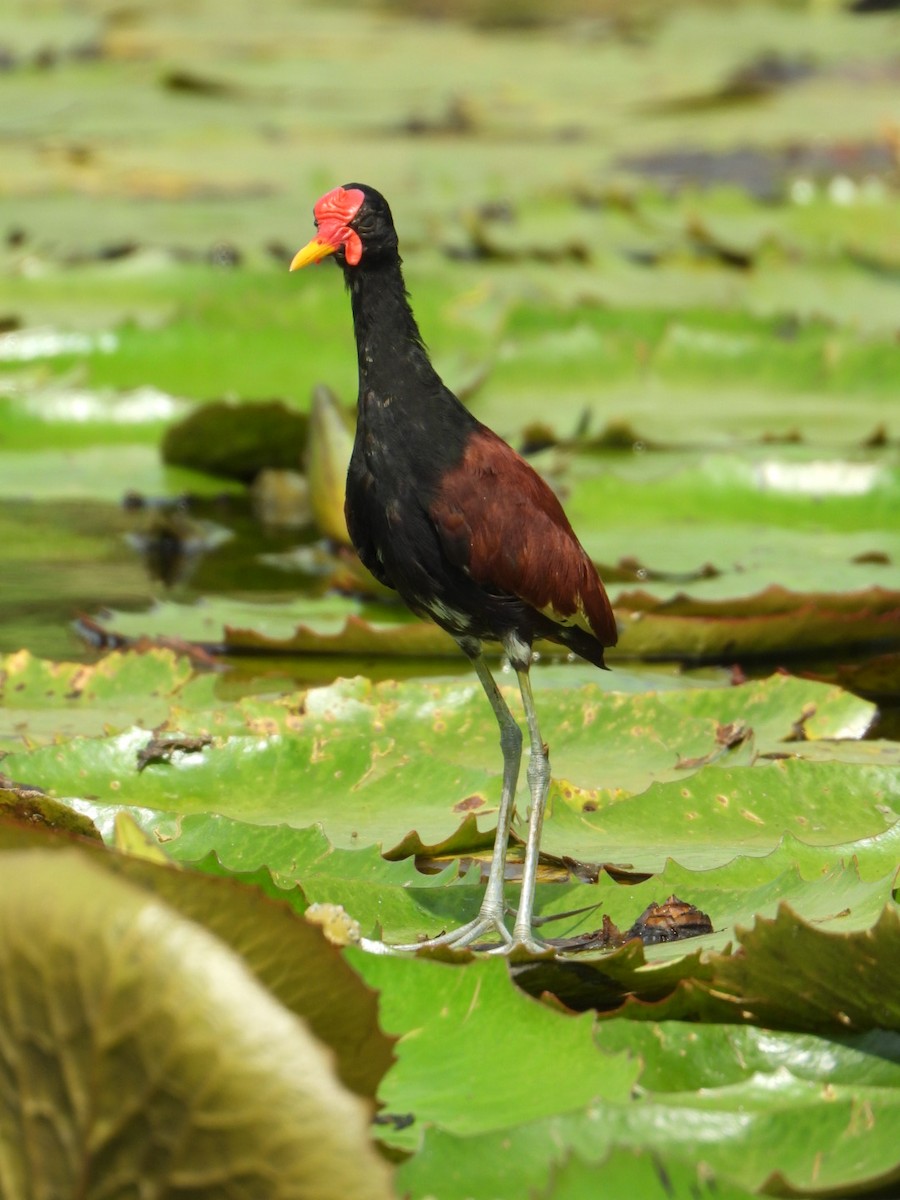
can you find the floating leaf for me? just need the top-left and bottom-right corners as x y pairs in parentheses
(513, 901), (900, 1035)
(539, 1150), (758, 1200)
(0, 647), (195, 751)
(353, 949), (900, 1198)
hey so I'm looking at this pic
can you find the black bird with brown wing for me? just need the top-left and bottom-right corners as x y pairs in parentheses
(291, 184), (617, 953)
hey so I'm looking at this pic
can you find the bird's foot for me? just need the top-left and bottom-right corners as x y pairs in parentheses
(390, 908), (513, 953)
(492, 934), (554, 957)
(486, 922), (554, 957)
(389, 915), (553, 957)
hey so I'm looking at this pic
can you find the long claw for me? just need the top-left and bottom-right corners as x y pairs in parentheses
(390, 903), (512, 952)
(391, 918), (554, 956)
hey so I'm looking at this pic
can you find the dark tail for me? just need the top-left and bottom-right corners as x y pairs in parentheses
(556, 624), (611, 671)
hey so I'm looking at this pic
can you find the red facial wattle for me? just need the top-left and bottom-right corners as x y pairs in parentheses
(290, 186), (366, 270)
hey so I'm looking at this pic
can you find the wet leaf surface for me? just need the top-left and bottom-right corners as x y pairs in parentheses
(3, 652), (896, 985)
(354, 950), (900, 1197)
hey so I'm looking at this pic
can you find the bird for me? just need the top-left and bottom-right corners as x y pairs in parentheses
(291, 183), (617, 954)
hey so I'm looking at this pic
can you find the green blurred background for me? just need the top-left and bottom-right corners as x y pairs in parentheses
(2, 0), (899, 709)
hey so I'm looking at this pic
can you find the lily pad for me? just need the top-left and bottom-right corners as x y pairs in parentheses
(353, 950), (900, 1197)
(4, 653), (895, 963)
(0, 647), (195, 751)
(3, 668), (885, 858)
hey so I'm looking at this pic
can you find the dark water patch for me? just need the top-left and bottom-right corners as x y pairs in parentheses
(617, 140), (898, 202)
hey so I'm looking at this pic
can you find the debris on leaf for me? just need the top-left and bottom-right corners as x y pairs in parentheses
(75, 616), (226, 667)
(677, 720), (752, 769)
(623, 895), (715, 945)
(306, 902), (362, 947)
(372, 1112), (415, 1131)
(542, 895), (713, 953)
(137, 732), (213, 772)
(0, 773), (47, 799)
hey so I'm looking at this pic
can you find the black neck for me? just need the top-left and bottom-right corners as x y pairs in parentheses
(344, 256), (444, 400)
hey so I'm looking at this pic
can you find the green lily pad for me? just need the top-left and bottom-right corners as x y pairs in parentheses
(0, 446), (241, 502)
(353, 948), (900, 1198)
(542, 757), (900, 873)
(46, 794), (895, 961)
(3, 669), (884, 859)
(513, 901), (900, 1034)
(85, 576), (900, 665)
(5, 653), (894, 964)
(351, 952), (640, 1151)
(0, 648), (195, 751)
(540, 1150), (759, 1200)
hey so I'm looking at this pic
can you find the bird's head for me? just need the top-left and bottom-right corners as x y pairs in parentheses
(290, 183), (398, 272)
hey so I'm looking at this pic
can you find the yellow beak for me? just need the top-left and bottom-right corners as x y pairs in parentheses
(289, 237), (338, 271)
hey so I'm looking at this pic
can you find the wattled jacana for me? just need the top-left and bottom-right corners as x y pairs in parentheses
(291, 184), (617, 953)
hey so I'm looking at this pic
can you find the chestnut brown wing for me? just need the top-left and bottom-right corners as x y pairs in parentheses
(430, 427), (617, 647)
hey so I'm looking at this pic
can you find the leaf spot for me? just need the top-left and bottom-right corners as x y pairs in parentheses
(453, 795), (484, 813)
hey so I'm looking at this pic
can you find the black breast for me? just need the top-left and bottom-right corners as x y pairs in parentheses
(344, 385), (485, 634)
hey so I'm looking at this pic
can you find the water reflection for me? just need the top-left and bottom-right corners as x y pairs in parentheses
(122, 493), (232, 588)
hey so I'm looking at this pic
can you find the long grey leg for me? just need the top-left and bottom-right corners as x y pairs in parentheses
(510, 666), (551, 952)
(466, 651), (523, 936)
(391, 638), (522, 950)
